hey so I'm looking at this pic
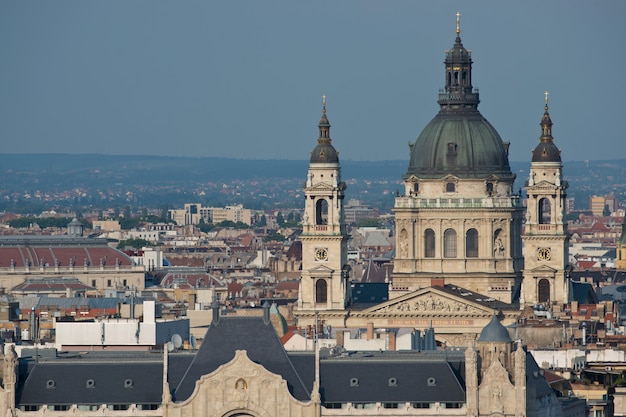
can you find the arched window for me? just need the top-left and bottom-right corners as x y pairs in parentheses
(446, 182), (456, 193)
(539, 198), (551, 224)
(424, 229), (435, 258)
(486, 182), (494, 197)
(444, 229), (457, 258)
(315, 199), (328, 225)
(466, 229), (478, 258)
(538, 279), (550, 303)
(316, 280), (327, 304)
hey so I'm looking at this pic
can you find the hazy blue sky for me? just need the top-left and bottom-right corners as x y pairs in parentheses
(1, 1), (624, 162)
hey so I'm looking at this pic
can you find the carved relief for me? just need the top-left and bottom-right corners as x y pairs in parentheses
(479, 358), (515, 415)
(377, 294), (483, 314)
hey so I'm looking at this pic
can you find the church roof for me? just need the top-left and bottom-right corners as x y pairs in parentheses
(310, 97), (339, 165)
(531, 98), (561, 163)
(405, 15), (514, 181)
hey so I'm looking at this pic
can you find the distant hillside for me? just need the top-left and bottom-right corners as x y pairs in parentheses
(0, 154), (624, 213)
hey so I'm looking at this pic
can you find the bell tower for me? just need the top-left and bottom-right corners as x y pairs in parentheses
(521, 92), (569, 307)
(297, 97), (349, 317)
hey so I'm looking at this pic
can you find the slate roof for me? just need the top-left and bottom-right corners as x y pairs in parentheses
(571, 281), (599, 304)
(173, 315), (312, 402)
(319, 350), (466, 403)
(477, 315), (512, 343)
(17, 354), (163, 406)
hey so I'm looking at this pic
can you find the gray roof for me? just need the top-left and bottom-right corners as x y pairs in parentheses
(18, 354), (163, 406)
(173, 316), (312, 402)
(477, 315), (512, 343)
(319, 350), (466, 403)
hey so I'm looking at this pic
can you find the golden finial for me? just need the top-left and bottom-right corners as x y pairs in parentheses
(544, 91), (549, 105)
(456, 12), (461, 36)
(322, 95), (327, 114)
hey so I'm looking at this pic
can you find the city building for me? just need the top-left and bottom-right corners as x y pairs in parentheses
(0, 303), (584, 417)
(168, 204), (252, 226)
(0, 235), (145, 293)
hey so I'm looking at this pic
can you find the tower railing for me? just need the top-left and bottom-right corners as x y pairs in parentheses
(394, 196), (522, 209)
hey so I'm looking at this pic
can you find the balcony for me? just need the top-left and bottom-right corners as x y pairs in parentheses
(394, 196), (522, 209)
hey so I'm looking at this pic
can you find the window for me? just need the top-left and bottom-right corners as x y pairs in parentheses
(466, 229), (478, 258)
(316, 280), (327, 304)
(486, 182), (494, 196)
(315, 199), (328, 225)
(444, 229), (457, 258)
(53, 405), (69, 411)
(424, 229), (435, 258)
(538, 279), (550, 303)
(413, 183), (419, 194)
(107, 279), (112, 287)
(539, 198), (551, 224)
(446, 182), (456, 192)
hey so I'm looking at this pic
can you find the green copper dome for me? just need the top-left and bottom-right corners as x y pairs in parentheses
(405, 19), (514, 181)
(407, 111), (513, 179)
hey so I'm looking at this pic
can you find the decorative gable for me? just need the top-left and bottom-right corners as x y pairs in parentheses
(169, 350), (316, 417)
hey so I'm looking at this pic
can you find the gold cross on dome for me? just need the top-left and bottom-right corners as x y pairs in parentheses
(544, 91), (549, 104)
(456, 12), (461, 35)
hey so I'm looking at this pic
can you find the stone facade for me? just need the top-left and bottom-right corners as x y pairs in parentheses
(521, 100), (569, 307)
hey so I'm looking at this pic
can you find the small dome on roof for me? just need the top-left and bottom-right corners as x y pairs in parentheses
(478, 315), (512, 343)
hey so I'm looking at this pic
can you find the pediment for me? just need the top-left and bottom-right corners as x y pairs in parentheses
(533, 180), (557, 189)
(360, 286), (494, 316)
(308, 264), (335, 275)
(528, 264), (557, 274)
(309, 181), (335, 190)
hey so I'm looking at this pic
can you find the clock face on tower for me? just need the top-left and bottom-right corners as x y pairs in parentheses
(315, 247), (329, 261)
(537, 247), (552, 261)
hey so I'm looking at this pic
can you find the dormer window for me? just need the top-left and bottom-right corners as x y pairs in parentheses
(486, 182), (494, 197)
(446, 182), (456, 193)
(447, 142), (457, 155)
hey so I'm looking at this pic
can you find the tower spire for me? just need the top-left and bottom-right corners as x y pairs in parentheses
(318, 95), (331, 144)
(540, 91), (553, 143)
(456, 11), (461, 36)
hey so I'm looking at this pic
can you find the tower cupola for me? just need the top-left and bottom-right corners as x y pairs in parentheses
(439, 12), (479, 110)
(310, 96), (339, 164)
(531, 92), (561, 163)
